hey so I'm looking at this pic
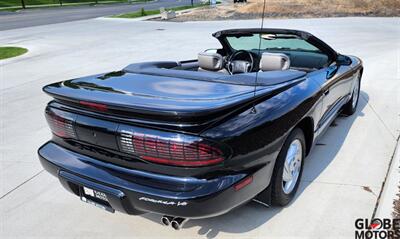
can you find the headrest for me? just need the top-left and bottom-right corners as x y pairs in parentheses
(260, 52), (291, 71)
(198, 52), (224, 71)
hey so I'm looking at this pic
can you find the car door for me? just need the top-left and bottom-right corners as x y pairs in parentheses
(314, 62), (354, 136)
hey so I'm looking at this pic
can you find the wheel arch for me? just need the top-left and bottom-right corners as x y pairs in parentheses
(295, 116), (314, 156)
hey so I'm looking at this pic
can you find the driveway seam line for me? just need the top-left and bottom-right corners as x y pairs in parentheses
(0, 169), (44, 200)
(371, 134), (400, 220)
(300, 180), (380, 189)
(360, 94), (397, 140)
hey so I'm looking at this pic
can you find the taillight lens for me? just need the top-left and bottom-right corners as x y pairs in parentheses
(45, 109), (76, 139)
(119, 132), (224, 167)
(79, 101), (107, 112)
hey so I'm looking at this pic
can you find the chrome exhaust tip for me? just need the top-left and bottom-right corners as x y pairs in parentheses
(170, 217), (188, 230)
(161, 215), (174, 226)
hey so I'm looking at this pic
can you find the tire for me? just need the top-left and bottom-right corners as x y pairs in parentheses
(342, 76), (361, 116)
(271, 128), (305, 206)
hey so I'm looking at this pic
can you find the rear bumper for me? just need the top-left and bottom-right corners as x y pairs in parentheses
(38, 142), (271, 219)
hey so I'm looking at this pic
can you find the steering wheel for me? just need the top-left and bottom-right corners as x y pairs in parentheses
(226, 50), (254, 75)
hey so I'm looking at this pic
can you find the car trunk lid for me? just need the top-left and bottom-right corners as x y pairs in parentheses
(43, 70), (304, 126)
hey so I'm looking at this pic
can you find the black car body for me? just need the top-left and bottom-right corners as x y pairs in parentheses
(38, 28), (363, 226)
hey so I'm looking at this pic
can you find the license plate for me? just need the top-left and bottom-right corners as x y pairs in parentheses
(80, 186), (115, 213)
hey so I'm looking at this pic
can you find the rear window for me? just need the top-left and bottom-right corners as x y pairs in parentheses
(226, 33), (321, 53)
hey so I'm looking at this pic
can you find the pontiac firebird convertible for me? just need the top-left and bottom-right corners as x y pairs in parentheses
(38, 28), (362, 229)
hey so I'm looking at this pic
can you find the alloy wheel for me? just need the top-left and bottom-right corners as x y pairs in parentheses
(282, 139), (303, 194)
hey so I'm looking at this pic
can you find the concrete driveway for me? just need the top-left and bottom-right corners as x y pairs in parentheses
(0, 17), (399, 238)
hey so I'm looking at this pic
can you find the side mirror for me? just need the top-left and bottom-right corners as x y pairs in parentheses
(336, 54), (352, 66)
(326, 65), (338, 79)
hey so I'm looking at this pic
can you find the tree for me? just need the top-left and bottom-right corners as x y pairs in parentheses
(20, 0), (25, 9)
(140, 7), (146, 16)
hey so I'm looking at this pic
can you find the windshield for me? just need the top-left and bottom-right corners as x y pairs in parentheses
(226, 33), (321, 53)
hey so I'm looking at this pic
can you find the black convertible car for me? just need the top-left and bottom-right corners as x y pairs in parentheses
(38, 28), (362, 230)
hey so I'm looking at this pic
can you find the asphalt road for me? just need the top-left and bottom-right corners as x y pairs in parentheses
(0, 0), (201, 31)
(0, 17), (399, 238)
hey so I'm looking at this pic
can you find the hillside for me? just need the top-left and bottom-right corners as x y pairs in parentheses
(174, 0), (400, 21)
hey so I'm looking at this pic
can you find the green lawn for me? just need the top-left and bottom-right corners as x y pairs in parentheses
(0, 47), (28, 60)
(112, 3), (210, 18)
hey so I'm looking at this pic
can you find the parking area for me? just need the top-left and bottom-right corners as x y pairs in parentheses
(0, 17), (399, 238)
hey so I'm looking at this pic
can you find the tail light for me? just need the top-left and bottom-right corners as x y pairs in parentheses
(79, 101), (107, 112)
(45, 108), (77, 139)
(119, 132), (225, 167)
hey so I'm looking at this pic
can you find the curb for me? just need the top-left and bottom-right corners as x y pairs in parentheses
(0, 0), (158, 11)
(101, 6), (208, 21)
(375, 137), (400, 219)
